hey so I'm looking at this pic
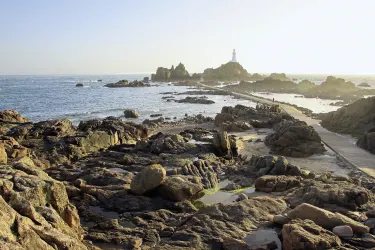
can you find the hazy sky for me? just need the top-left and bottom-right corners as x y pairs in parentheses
(1, 0), (374, 75)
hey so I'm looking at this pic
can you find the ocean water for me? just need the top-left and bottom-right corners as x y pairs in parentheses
(0, 74), (256, 124)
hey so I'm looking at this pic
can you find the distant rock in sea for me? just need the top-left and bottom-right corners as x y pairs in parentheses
(105, 80), (150, 88)
(76, 83), (84, 87)
(358, 82), (371, 87)
(151, 63), (191, 82)
(202, 62), (251, 81)
(177, 96), (215, 104)
(269, 73), (291, 81)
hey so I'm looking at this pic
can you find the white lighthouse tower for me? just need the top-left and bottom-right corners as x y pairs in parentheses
(231, 49), (237, 63)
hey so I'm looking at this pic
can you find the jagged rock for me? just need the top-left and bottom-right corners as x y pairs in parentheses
(255, 175), (301, 192)
(214, 113), (235, 127)
(320, 96), (375, 137)
(178, 159), (219, 189)
(287, 180), (374, 210)
(0, 110), (29, 123)
(246, 155), (302, 177)
(356, 128), (375, 154)
(269, 73), (290, 81)
(130, 164), (167, 195)
(151, 63), (190, 81)
(0, 144), (7, 164)
(177, 97), (215, 104)
(282, 219), (342, 250)
(105, 80), (150, 88)
(166, 197), (287, 249)
(202, 62), (251, 81)
(332, 225), (354, 238)
(0, 162), (87, 249)
(157, 176), (204, 202)
(265, 120), (326, 157)
(212, 130), (237, 157)
(124, 109), (140, 118)
(287, 203), (369, 234)
(135, 133), (198, 154)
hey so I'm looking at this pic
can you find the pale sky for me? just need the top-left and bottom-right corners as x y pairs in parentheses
(0, 0), (374, 75)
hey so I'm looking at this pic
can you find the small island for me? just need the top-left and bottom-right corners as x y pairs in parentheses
(358, 82), (371, 87)
(104, 80), (151, 88)
(151, 63), (191, 81)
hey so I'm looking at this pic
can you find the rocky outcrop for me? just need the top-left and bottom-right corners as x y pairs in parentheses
(321, 96), (375, 137)
(202, 62), (251, 81)
(136, 133), (198, 154)
(287, 179), (374, 211)
(255, 175), (301, 193)
(0, 143), (7, 164)
(359, 82), (371, 87)
(287, 203), (369, 234)
(0, 110), (29, 123)
(212, 130), (237, 157)
(0, 160), (87, 249)
(357, 128), (375, 154)
(130, 164), (167, 195)
(157, 176), (204, 202)
(151, 63), (190, 81)
(177, 96), (215, 104)
(7, 117), (147, 165)
(105, 80), (150, 88)
(269, 73), (290, 81)
(248, 73), (265, 81)
(282, 219), (342, 250)
(124, 109), (140, 118)
(76, 83), (83, 87)
(265, 120), (326, 157)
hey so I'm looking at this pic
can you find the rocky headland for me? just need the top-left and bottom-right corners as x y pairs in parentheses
(1, 106), (375, 250)
(151, 63), (192, 82)
(226, 75), (375, 102)
(202, 62), (251, 81)
(320, 96), (375, 154)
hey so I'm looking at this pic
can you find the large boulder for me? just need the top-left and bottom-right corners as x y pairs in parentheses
(130, 164), (167, 195)
(287, 203), (369, 234)
(255, 175), (301, 193)
(356, 128), (375, 154)
(212, 130), (237, 157)
(157, 176), (204, 202)
(265, 120), (326, 157)
(124, 109), (140, 118)
(202, 62), (251, 81)
(282, 219), (341, 250)
(214, 113), (235, 127)
(320, 96), (375, 137)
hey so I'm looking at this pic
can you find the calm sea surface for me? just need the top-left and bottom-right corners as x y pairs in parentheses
(1, 74), (374, 124)
(0, 74), (256, 124)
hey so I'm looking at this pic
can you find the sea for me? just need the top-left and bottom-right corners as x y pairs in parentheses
(1, 74), (374, 124)
(0, 74), (256, 124)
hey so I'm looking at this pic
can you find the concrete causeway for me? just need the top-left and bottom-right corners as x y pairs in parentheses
(199, 83), (375, 177)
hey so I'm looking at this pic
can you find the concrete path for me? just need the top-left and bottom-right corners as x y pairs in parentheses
(199, 84), (375, 177)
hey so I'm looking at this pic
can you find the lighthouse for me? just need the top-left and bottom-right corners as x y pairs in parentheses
(231, 49), (237, 63)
